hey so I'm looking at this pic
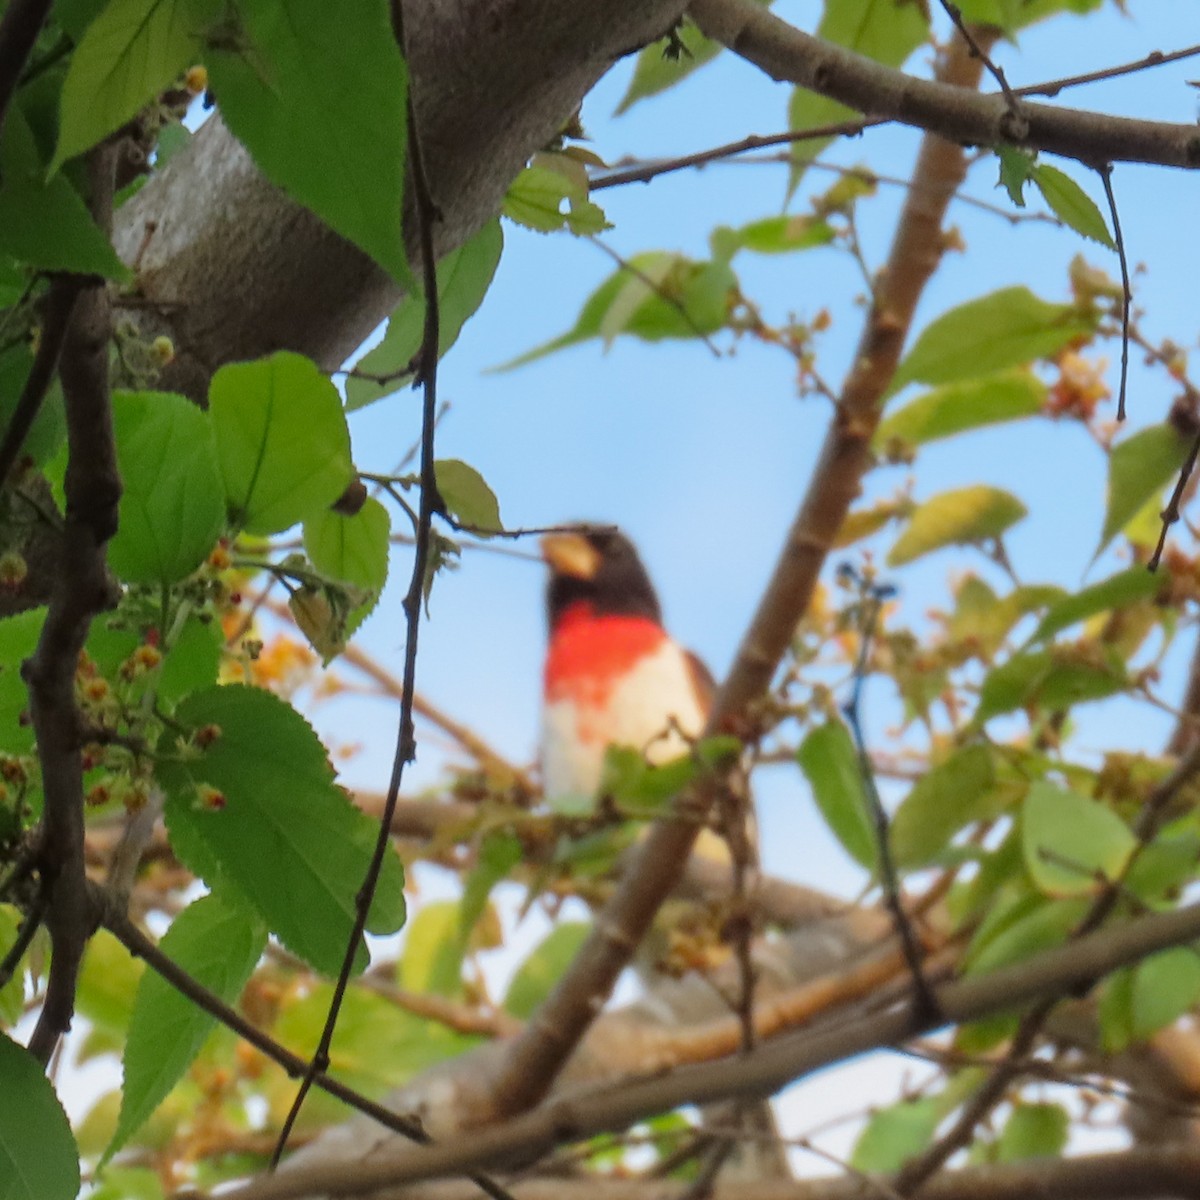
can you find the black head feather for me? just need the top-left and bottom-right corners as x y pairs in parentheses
(542, 526), (662, 631)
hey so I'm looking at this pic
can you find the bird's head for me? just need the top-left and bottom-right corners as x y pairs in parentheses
(540, 526), (662, 631)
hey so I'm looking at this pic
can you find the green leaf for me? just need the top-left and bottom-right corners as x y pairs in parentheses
(400, 902), (466, 997)
(0, 1033), (80, 1200)
(995, 146), (1035, 207)
(158, 616), (222, 706)
(501, 164), (607, 236)
(52, 0), (221, 171)
(1022, 782), (1135, 897)
(106, 893), (266, 1163)
(108, 391), (225, 584)
(1099, 965), (1135, 1052)
(1031, 163), (1114, 248)
(1131, 948), (1200, 1041)
(966, 894), (1088, 974)
(0, 109), (129, 277)
(504, 924), (590, 1019)
(303, 496), (390, 591)
(890, 745), (1000, 869)
(797, 720), (876, 871)
(888, 485), (1026, 567)
(0, 342), (65, 466)
(851, 1097), (940, 1173)
(435, 459), (502, 534)
(209, 352), (353, 536)
(956, 0), (1102, 30)
(500, 253), (735, 368)
(346, 220), (504, 410)
(615, 20), (718, 113)
(158, 685), (405, 975)
(976, 647), (1126, 722)
(459, 832), (522, 943)
(995, 1102), (1069, 1162)
(1030, 567), (1162, 643)
(788, 0), (929, 192)
(875, 371), (1045, 449)
(710, 214), (835, 259)
(0, 610), (44, 753)
(1098, 423), (1193, 554)
(206, 0), (410, 283)
(76, 931), (143, 1059)
(0, 907), (26, 1025)
(891, 288), (1096, 393)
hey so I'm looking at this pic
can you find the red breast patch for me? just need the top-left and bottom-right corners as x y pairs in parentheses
(544, 603), (667, 706)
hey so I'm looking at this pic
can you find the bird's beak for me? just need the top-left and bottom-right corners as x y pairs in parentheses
(540, 532), (601, 580)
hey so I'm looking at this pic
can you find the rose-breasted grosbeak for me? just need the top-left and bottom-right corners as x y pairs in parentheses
(540, 526), (715, 804)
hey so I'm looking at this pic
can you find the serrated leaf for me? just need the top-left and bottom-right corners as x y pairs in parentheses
(304, 496), (390, 592)
(346, 220), (503, 411)
(797, 720), (876, 871)
(207, 0), (410, 283)
(851, 1097), (940, 1173)
(504, 923), (591, 1019)
(1031, 163), (1114, 248)
(158, 616), (221, 706)
(435, 459), (502, 534)
(888, 485), (1026, 567)
(995, 1103), (1069, 1162)
(890, 745), (999, 869)
(0, 108), (128, 277)
(995, 146), (1035, 207)
(1098, 423), (1193, 554)
(892, 288), (1096, 394)
(105, 893), (266, 1164)
(956, 0), (1102, 29)
(615, 19), (718, 113)
(875, 371), (1045, 449)
(0, 1033), (80, 1200)
(502, 164), (607, 236)
(108, 391), (225, 584)
(788, 0), (929, 193)
(1131, 948), (1200, 1041)
(209, 352), (353, 536)
(52, 0), (222, 171)
(157, 685), (405, 975)
(1031, 567), (1162, 643)
(1022, 782), (1135, 897)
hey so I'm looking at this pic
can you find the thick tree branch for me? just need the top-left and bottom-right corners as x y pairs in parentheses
(483, 25), (994, 1127)
(312, 1146), (1200, 1200)
(215, 898), (1200, 1200)
(689, 0), (1200, 170)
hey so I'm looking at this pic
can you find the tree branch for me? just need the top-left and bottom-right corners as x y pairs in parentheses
(23, 145), (122, 1065)
(688, 0), (1200, 170)
(481, 22), (996, 1127)
(209, 898), (1200, 1200)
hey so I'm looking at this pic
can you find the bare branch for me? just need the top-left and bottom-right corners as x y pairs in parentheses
(482, 25), (996, 1125)
(206, 899), (1200, 1200)
(689, 0), (1200, 170)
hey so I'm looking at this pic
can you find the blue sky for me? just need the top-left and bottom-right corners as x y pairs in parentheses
(333, 1), (1200, 895)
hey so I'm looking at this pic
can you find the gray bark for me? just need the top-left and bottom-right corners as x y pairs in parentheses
(111, 0), (690, 400)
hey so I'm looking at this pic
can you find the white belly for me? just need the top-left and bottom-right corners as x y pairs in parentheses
(541, 640), (708, 801)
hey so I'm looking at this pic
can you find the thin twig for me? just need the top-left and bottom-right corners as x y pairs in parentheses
(267, 11), (477, 1195)
(1149, 428), (1200, 571)
(591, 118), (882, 191)
(0, 0), (51, 143)
(588, 236), (722, 357)
(1096, 163), (1131, 421)
(0, 892), (45, 990)
(0, 281), (81, 490)
(1016, 43), (1200, 100)
(936, 0), (1021, 115)
(840, 571), (937, 1021)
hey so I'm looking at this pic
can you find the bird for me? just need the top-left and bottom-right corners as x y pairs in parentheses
(539, 525), (715, 805)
